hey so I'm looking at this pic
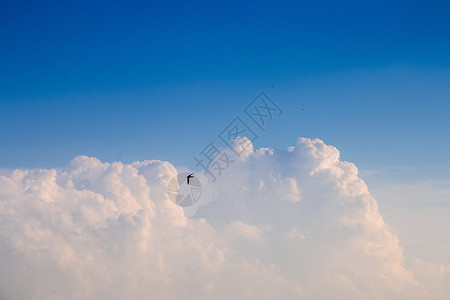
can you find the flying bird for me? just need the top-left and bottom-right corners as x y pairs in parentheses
(187, 173), (194, 185)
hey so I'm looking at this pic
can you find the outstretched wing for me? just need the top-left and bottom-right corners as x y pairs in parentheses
(187, 173), (194, 185)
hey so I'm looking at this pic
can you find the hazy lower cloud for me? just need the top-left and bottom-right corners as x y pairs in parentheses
(1, 138), (449, 299)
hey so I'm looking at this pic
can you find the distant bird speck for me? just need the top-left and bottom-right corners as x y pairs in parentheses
(187, 173), (194, 185)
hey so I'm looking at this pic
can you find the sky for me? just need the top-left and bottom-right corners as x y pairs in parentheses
(1, 0), (450, 170)
(1, 0), (450, 298)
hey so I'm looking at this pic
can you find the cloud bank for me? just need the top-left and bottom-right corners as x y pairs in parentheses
(0, 137), (449, 299)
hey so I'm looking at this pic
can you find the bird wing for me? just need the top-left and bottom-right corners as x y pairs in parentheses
(187, 173), (194, 185)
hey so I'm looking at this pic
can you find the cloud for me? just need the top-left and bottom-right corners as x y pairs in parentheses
(287, 227), (309, 240)
(0, 137), (449, 299)
(369, 180), (450, 265)
(225, 221), (267, 244)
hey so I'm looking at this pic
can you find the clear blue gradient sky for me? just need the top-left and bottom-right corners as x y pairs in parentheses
(1, 0), (450, 174)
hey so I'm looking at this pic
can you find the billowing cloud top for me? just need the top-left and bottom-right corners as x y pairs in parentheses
(0, 137), (449, 299)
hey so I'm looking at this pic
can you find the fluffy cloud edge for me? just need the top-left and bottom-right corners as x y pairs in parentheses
(0, 137), (449, 299)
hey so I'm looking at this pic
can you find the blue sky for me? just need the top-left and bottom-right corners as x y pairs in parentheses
(1, 0), (450, 176)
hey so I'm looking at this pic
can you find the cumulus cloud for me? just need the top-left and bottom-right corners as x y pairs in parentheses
(225, 221), (268, 244)
(0, 137), (449, 299)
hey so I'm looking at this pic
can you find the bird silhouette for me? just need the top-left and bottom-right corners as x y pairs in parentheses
(187, 173), (194, 185)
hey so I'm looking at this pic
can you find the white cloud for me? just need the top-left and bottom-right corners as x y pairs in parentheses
(288, 227), (309, 240)
(225, 221), (267, 244)
(369, 180), (450, 265)
(0, 138), (449, 299)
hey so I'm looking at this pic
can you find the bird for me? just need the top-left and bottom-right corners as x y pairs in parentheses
(187, 173), (194, 185)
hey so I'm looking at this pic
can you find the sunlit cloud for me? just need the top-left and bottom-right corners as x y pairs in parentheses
(0, 138), (449, 299)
